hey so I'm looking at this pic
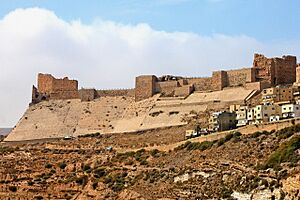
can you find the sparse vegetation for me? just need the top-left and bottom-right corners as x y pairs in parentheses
(45, 163), (52, 169)
(260, 135), (300, 170)
(8, 185), (17, 192)
(58, 162), (67, 170)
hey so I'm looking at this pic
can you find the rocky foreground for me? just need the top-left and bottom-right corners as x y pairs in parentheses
(0, 125), (300, 199)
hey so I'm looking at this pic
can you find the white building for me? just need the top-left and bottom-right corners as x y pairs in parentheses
(281, 103), (300, 119)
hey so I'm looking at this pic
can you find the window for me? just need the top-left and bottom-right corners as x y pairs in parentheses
(264, 114), (268, 117)
(283, 107), (286, 110)
(272, 107), (275, 110)
(257, 114), (261, 117)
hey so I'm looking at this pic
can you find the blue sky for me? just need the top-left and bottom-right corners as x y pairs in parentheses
(0, 0), (300, 127)
(0, 0), (299, 42)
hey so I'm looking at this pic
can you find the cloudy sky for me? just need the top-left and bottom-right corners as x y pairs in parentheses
(0, 0), (300, 127)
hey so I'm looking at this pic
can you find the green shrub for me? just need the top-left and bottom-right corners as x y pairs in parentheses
(150, 149), (160, 158)
(263, 135), (300, 170)
(58, 162), (67, 170)
(8, 185), (17, 192)
(251, 131), (263, 138)
(94, 167), (106, 178)
(276, 124), (300, 140)
(217, 138), (225, 147)
(221, 186), (232, 198)
(75, 175), (88, 186)
(83, 164), (91, 172)
(112, 182), (124, 192)
(224, 133), (233, 141)
(45, 163), (52, 169)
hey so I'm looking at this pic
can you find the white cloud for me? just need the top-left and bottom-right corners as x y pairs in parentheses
(0, 7), (299, 127)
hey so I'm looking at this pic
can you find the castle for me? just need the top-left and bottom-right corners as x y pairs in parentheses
(31, 53), (300, 104)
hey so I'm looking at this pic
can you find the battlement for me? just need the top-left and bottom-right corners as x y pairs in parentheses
(253, 54), (297, 85)
(134, 53), (298, 101)
(31, 73), (79, 104)
(31, 53), (299, 104)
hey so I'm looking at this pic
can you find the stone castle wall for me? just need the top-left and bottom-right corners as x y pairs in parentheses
(187, 77), (213, 91)
(32, 73), (79, 103)
(135, 75), (157, 102)
(32, 53), (299, 103)
(253, 54), (297, 85)
(274, 55), (297, 84)
(97, 89), (135, 97)
(38, 73), (78, 94)
(225, 68), (255, 87)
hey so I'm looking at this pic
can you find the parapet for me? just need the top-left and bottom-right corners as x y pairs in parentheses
(31, 73), (79, 104)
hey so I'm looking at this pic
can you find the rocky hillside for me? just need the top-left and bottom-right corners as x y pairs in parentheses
(0, 124), (299, 199)
(5, 87), (254, 142)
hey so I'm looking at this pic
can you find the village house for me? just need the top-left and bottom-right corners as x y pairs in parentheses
(230, 105), (248, 127)
(281, 103), (300, 119)
(209, 111), (236, 132)
(261, 86), (294, 104)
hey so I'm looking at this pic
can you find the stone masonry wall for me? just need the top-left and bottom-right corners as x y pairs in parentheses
(37, 73), (78, 100)
(253, 54), (297, 85)
(253, 53), (275, 84)
(155, 81), (179, 96)
(174, 85), (194, 97)
(226, 68), (254, 87)
(274, 55), (297, 84)
(97, 89), (135, 97)
(211, 71), (227, 91)
(79, 89), (98, 101)
(135, 75), (157, 101)
(186, 77), (213, 91)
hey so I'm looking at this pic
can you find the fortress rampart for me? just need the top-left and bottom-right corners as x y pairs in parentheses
(31, 53), (299, 104)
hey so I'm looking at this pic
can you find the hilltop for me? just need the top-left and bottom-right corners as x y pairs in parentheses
(6, 53), (300, 142)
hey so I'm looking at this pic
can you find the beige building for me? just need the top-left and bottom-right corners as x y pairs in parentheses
(281, 103), (300, 119)
(262, 86), (294, 104)
(248, 104), (281, 124)
(230, 105), (248, 127)
(209, 111), (236, 132)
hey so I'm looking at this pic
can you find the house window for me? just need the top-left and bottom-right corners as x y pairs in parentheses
(297, 107), (299, 110)
(283, 108), (286, 110)
(272, 108), (275, 110)
(257, 114), (261, 117)
(264, 114), (268, 117)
